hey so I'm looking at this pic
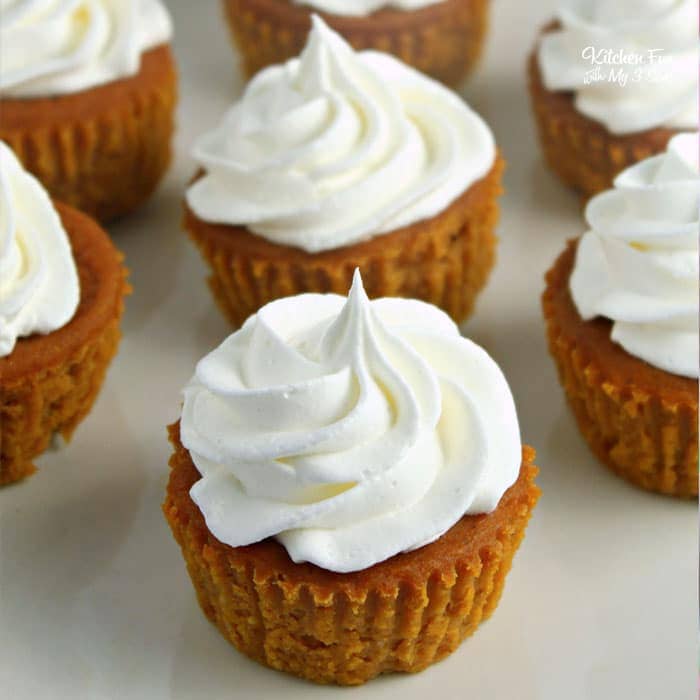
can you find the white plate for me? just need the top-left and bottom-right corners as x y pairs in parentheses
(1, 1), (696, 698)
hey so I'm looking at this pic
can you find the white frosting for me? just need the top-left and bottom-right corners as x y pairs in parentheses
(187, 16), (495, 254)
(180, 271), (521, 573)
(291, 0), (442, 16)
(0, 142), (80, 358)
(570, 133), (699, 378)
(538, 0), (699, 134)
(0, 0), (172, 98)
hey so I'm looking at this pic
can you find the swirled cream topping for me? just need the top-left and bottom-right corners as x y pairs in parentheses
(0, 0), (172, 98)
(538, 0), (699, 134)
(292, 0), (442, 15)
(570, 133), (699, 378)
(180, 271), (521, 573)
(186, 16), (495, 253)
(0, 142), (80, 357)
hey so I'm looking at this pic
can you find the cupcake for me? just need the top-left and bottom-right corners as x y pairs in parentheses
(0, 143), (129, 486)
(185, 17), (503, 328)
(222, 0), (490, 87)
(164, 270), (540, 685)
(529, 1), (698, 199)
(542, 133), (698, 497)
(0, 0), (177, 223)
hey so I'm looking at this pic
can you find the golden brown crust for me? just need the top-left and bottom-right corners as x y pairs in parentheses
(542, 239), (698, 497)
(0, 45), (177, 223)
(163, 421), (540, 685)
(527, 26), (679, 200)
(0, 203), (129, 486)
(184, 155), (504, 328)
(222, 0), (490, 87)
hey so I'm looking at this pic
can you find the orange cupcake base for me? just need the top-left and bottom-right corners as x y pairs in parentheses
(222, 0), (489, 87)
(542, 240), (698, 498)
(0, 45), (177, 224)
(164, 423), (539, 685)
(185, 155), (503, 328)
(0, 203), (129, 486)
(528, 37), (679, 200)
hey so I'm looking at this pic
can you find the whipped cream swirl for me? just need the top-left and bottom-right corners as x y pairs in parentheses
(0, 142), (80, 357)
(570, 133), (699, 378)
(181, 271), (521, 573)
(0, 0), (172, 98)
(187, 16), (495, 253)
(292, 0), (442, 16)
(538, 0), (699, 134)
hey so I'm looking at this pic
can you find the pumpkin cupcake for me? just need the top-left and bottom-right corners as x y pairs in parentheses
(164, 270), (540, 685)
(529, 0), (697, 199)
(185, 17), (503, 327)
(0, 0), (176, 223)
(222, 0), (490, 87)
(0, 143), (129, 486)
(542, 133), (699, 497)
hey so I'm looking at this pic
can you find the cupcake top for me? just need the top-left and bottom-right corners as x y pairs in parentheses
(570, 132), (699, 378)
(537, 0), (698, 134)
(0, 0), (172, 98)
(186, 16), (495, 253)
(291, 0), (442, 15)
(180, 271), (521, 573)
(0, 142), (80, 357)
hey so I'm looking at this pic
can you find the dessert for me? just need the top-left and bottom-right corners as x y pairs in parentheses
(0, 0), (177, 222)
(164, 271), (540, 685)
(0, 143), (129, 486)
(529, 0), (697, 198)
(222, 0), (490, 87)
(542, 133), (699, 497)
(185, 17), (503, 327)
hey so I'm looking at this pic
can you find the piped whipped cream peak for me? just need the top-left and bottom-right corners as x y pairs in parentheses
(570, 132), (700, 378)
(0, 142), (80, 357)
(186, 16), (495, 253)
(538, 0), (699, 134)
(292, 0), (442, 15)
(0, 0), (173, 98)
(180, 270), (521, 573)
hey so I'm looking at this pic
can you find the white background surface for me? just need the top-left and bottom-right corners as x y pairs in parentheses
(1, 1), (697, 698)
